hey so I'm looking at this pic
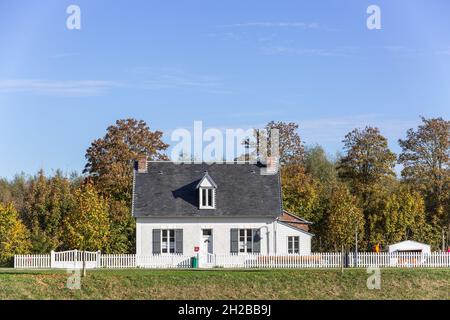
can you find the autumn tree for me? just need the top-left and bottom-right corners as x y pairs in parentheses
(84, 119), (169, 253)
(63, 182), (110, 252)
(264, 121), (304, 164)
(281, 164), (322, 223)
(84, 119), (169, 201)
(323, 183), (364, 251)
(0, 203), (31, 266)
(398, 117), (450, 237)
(239, 121), (304, 164)
(338, 126), (397, 194)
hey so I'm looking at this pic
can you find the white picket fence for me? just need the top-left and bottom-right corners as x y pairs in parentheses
(348, 252), (450, 268)
(212, 252), (343, 268)
(14, 254), (51, 269)
(14, 251), (450, 269)
(99, 254), (192, 269)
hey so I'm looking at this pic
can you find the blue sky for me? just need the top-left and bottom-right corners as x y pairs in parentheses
(0, 0), (449, 178)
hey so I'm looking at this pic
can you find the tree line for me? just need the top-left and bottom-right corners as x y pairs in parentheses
(277, 118), (449, 252)
(0, 117), (448, 265)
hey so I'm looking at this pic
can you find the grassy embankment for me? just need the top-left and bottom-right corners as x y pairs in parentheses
(0, 268), (449, 300)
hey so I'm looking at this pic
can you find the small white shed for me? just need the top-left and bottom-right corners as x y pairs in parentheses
(387, 240), (431, 254)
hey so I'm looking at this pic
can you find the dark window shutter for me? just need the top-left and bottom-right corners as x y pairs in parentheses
(230, 229), (239, 253)
(210, 232), (213, 254)
(152, 229), (161, 254)
(253, 229), (261, 254)
(175, 229), (183, 254)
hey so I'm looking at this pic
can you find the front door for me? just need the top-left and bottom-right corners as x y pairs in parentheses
(199, 229), (213, 267)
(202, 229), (213, 254)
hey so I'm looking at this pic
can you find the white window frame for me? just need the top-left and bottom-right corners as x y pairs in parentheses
(239, 229), (254, 253)
(199, 187), (215, 209)
(161, 229), (176, 254)
(287, 236), (300, 254)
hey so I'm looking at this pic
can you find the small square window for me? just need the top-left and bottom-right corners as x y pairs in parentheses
(288, 236), (300, 254)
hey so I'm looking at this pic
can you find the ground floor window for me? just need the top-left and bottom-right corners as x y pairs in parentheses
(288, 236), (300, 254)
(239, 229), (254, 253)
(162, 229), (176, 253)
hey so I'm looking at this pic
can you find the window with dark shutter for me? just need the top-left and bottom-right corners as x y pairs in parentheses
(253, 229), (261, 254)
(230, 229), (239, 253)
(175, 229), (183, 254)
(152, 229), (161, 254)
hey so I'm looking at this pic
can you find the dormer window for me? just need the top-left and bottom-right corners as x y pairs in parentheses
(200, 188), (215, 209)
(196, 172), (217, 209)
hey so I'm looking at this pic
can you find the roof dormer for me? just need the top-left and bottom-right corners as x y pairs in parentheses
(196, 172), (217, 209)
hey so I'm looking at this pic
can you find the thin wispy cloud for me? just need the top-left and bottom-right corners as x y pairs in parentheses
(143, 73), (223, 90)
(50, 52), (80, 59)
(205, 31), (243, 41)
(0, 79), (124, 96)
(436, 47), (450, 56)
(375, 46), (426, 57)
(228, 22), (320, 29)
(262, 45), (450, 58)
(262, 46), (357, 57)
(0, 69), (230, 96)
(131, 67), (231, 94)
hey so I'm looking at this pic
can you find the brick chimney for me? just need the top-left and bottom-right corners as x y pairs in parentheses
(136, 154), (148, 173)
(266, 156), (279, 174)
(260, 156), (279, 175)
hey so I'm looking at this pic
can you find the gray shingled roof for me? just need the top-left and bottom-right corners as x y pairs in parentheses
(132, 162), (283, 218)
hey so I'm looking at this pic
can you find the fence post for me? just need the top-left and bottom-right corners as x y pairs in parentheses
(50, 250), (55, 268)
(97, 251), (101, 268)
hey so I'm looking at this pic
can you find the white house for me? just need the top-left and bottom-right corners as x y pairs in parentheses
(132, 157), (313, 259)
(387, 240), (431, 254)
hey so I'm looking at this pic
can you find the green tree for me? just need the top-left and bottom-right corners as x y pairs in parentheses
(398, 117), (449, 240)
(338, 126), (397, 249)
(381, 187), (430, 246)
(63, 182), (110, 252)
(21, 170), (74, 253)
(0, 203), (31, 266)
(0, 174), (27, 213)
(107, 199), (135, 253)
(323, 183), (364, 251)
(304, 145), (337, 185)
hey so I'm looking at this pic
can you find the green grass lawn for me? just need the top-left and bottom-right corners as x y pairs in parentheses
(0, 268), (449, 300)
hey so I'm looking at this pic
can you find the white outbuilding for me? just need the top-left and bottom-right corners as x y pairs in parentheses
(387, 240), (431, 254)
